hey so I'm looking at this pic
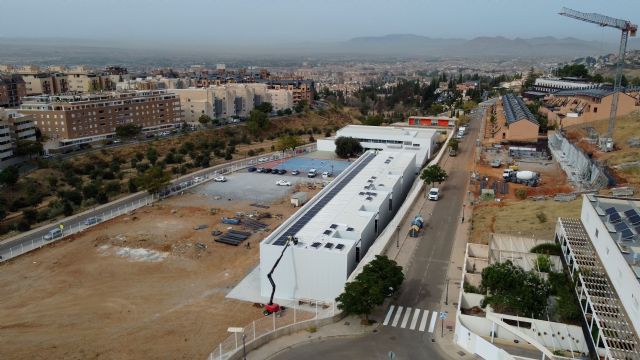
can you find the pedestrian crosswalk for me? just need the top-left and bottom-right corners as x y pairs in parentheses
(382, 305), (441, 333)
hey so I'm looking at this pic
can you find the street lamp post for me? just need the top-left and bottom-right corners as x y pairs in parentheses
(242, 334), (247, 360)
(445, 277), (449, 305)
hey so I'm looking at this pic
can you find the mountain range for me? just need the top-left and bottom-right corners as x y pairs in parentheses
(1, 34), (638, 65)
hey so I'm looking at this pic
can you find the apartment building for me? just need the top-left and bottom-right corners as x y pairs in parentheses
(0, 108), (37, 162)
(0, 75), (27, 107)
(265, 79), (314, 105)
(540, 89), (639, 128)
(497, 93), (540, 142)
(171, 83), (270, 124)
(266, 88), (294, 112)
(555, 195), (640, 360)
(18, 90), (180, 147)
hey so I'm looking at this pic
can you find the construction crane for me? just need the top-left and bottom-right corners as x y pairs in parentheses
(559, 7), (637, 152)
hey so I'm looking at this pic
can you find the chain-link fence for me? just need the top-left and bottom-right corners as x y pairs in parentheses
(207, 299), (335, 360)
(0, 143), (317, 263)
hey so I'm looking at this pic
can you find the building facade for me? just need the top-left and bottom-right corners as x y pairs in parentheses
(18, 90), (180, 147)
(0, 109), (37, 162)
(266, 88), (294, 112)
(0, 75), (27, 107)
(499, 93), (540, 142)
(541, 89), (640, 128)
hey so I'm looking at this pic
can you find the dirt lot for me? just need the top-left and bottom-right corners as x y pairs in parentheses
(474, 147), (573, 200)
(0, 184), (320, 359)
(469, 197), (583, 245)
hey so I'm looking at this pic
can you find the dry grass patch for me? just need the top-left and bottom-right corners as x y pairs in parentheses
(470, 198), (583, 245)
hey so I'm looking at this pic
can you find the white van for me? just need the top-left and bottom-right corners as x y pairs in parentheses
(44, 228), (63, 241)
(307, 168), (317, 178)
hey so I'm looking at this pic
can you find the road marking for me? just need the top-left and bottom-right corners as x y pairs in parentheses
(400, 307), (412, 328)
(391, 306), (403, 327)
(419, 310), (429, 331)
(428, 310), (437, 333)
(410, 308), (421, 330)
(383, 305), (395, 326)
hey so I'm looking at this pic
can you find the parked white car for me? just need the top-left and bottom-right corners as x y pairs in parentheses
(428, 188), (440, 201)
(193, 176), (204, 183)
(258, 157), (269, 163)
(276, 179), (291, 186)
(214, 175), (227, 182)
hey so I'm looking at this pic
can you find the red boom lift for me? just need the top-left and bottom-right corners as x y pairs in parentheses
(263, 236), (296, 315)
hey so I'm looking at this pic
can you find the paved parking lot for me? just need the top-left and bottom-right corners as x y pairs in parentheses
(190, 172), (325, 204)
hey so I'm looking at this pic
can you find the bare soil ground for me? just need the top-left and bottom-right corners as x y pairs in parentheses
(0, 186), (319, 359)
(474, 149), (573, 201)
(469, 198), (583, 245)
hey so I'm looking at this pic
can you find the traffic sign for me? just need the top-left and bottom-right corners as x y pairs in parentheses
(439, 311), (448, 320)
(59, 224), (64, 230)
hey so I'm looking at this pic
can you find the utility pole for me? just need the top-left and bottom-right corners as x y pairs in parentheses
(396, 225), (400, 248)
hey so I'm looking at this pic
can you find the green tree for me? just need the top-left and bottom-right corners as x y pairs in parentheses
(0, 165), (20, 185)
(255, 102), (273, 114)
(294, 100), (308, 113)
(198, 114), (212, 127)
(481, 260), (551, 318)
(146, 147), (158, 165)
(136, 166), (171, 194)
(448, 138), (460, 151)
(362, 115), (384, 126)
(63, 201), (74, 216)
(15, 140), (43, 157)
(247, 109), (270, 134)
(276, 135), (299, 153)
(336, 255), (404, 322)
(82, 182), (100, 200)
(334, 136), (363, 159)
(358, 255), (404, 296)
(420, 164), (448, 188)
(22, 208), (38, 223)
(115, 123), (142, 138)
(128, 178), (138, 193)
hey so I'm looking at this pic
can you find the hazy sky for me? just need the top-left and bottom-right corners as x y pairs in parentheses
(1, 0), (638, 45)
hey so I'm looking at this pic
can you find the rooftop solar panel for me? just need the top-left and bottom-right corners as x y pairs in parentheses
(624, 209), (638, 217)
(272, 152), (375, 245)
(324, 243), (334, 249)
(346, 227), (354, 231)
(335, 244), (344, 250)
(330, 224), (338, 229)
(609, 213), (622, 223)
(311, 242), (321, 248)
(605, 207), (618, 215)
(621, 229), (634, 240)
(323, 230), (332, 235)
(614, 222), (629, 232)
(629, 214), (640, 225)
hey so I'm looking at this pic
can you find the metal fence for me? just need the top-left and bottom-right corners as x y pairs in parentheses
(207, 299), (335, 360)
(0, 143), (318, 262)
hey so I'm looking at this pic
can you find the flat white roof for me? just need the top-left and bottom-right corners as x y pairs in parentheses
(263, 151), (414, 253)
(338, 125), (438, 141)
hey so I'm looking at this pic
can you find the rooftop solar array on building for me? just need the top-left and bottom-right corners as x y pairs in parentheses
(558, 218), (640, 360)
(271, 151), (375, 246)
(553, 88), (616, 99)
(502, 93), (539, 125)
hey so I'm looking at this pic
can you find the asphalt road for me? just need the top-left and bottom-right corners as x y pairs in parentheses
(269, 111), (482, 360)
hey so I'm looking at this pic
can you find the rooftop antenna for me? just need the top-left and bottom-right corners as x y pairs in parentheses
(559, 7), (637, 152)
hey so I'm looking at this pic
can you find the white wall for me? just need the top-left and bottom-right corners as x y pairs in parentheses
(580, 198), (640, 334)
(260, 242), (350, 302)
(317, 138), (336, 152)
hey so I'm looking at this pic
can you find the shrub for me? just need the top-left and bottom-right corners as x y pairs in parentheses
(530, 243), (562, 256)
(17, 220), (31, 231)
(536, 211), (547, 223)
(247, 149), (256, 157)
(535, 254), (552, 273)
(515, 189), (527, 200)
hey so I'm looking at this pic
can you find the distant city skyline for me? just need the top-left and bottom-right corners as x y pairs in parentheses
(0, 0), (638, 47)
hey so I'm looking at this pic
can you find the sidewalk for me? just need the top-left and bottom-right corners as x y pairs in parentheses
(248, 315), (379, 360)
